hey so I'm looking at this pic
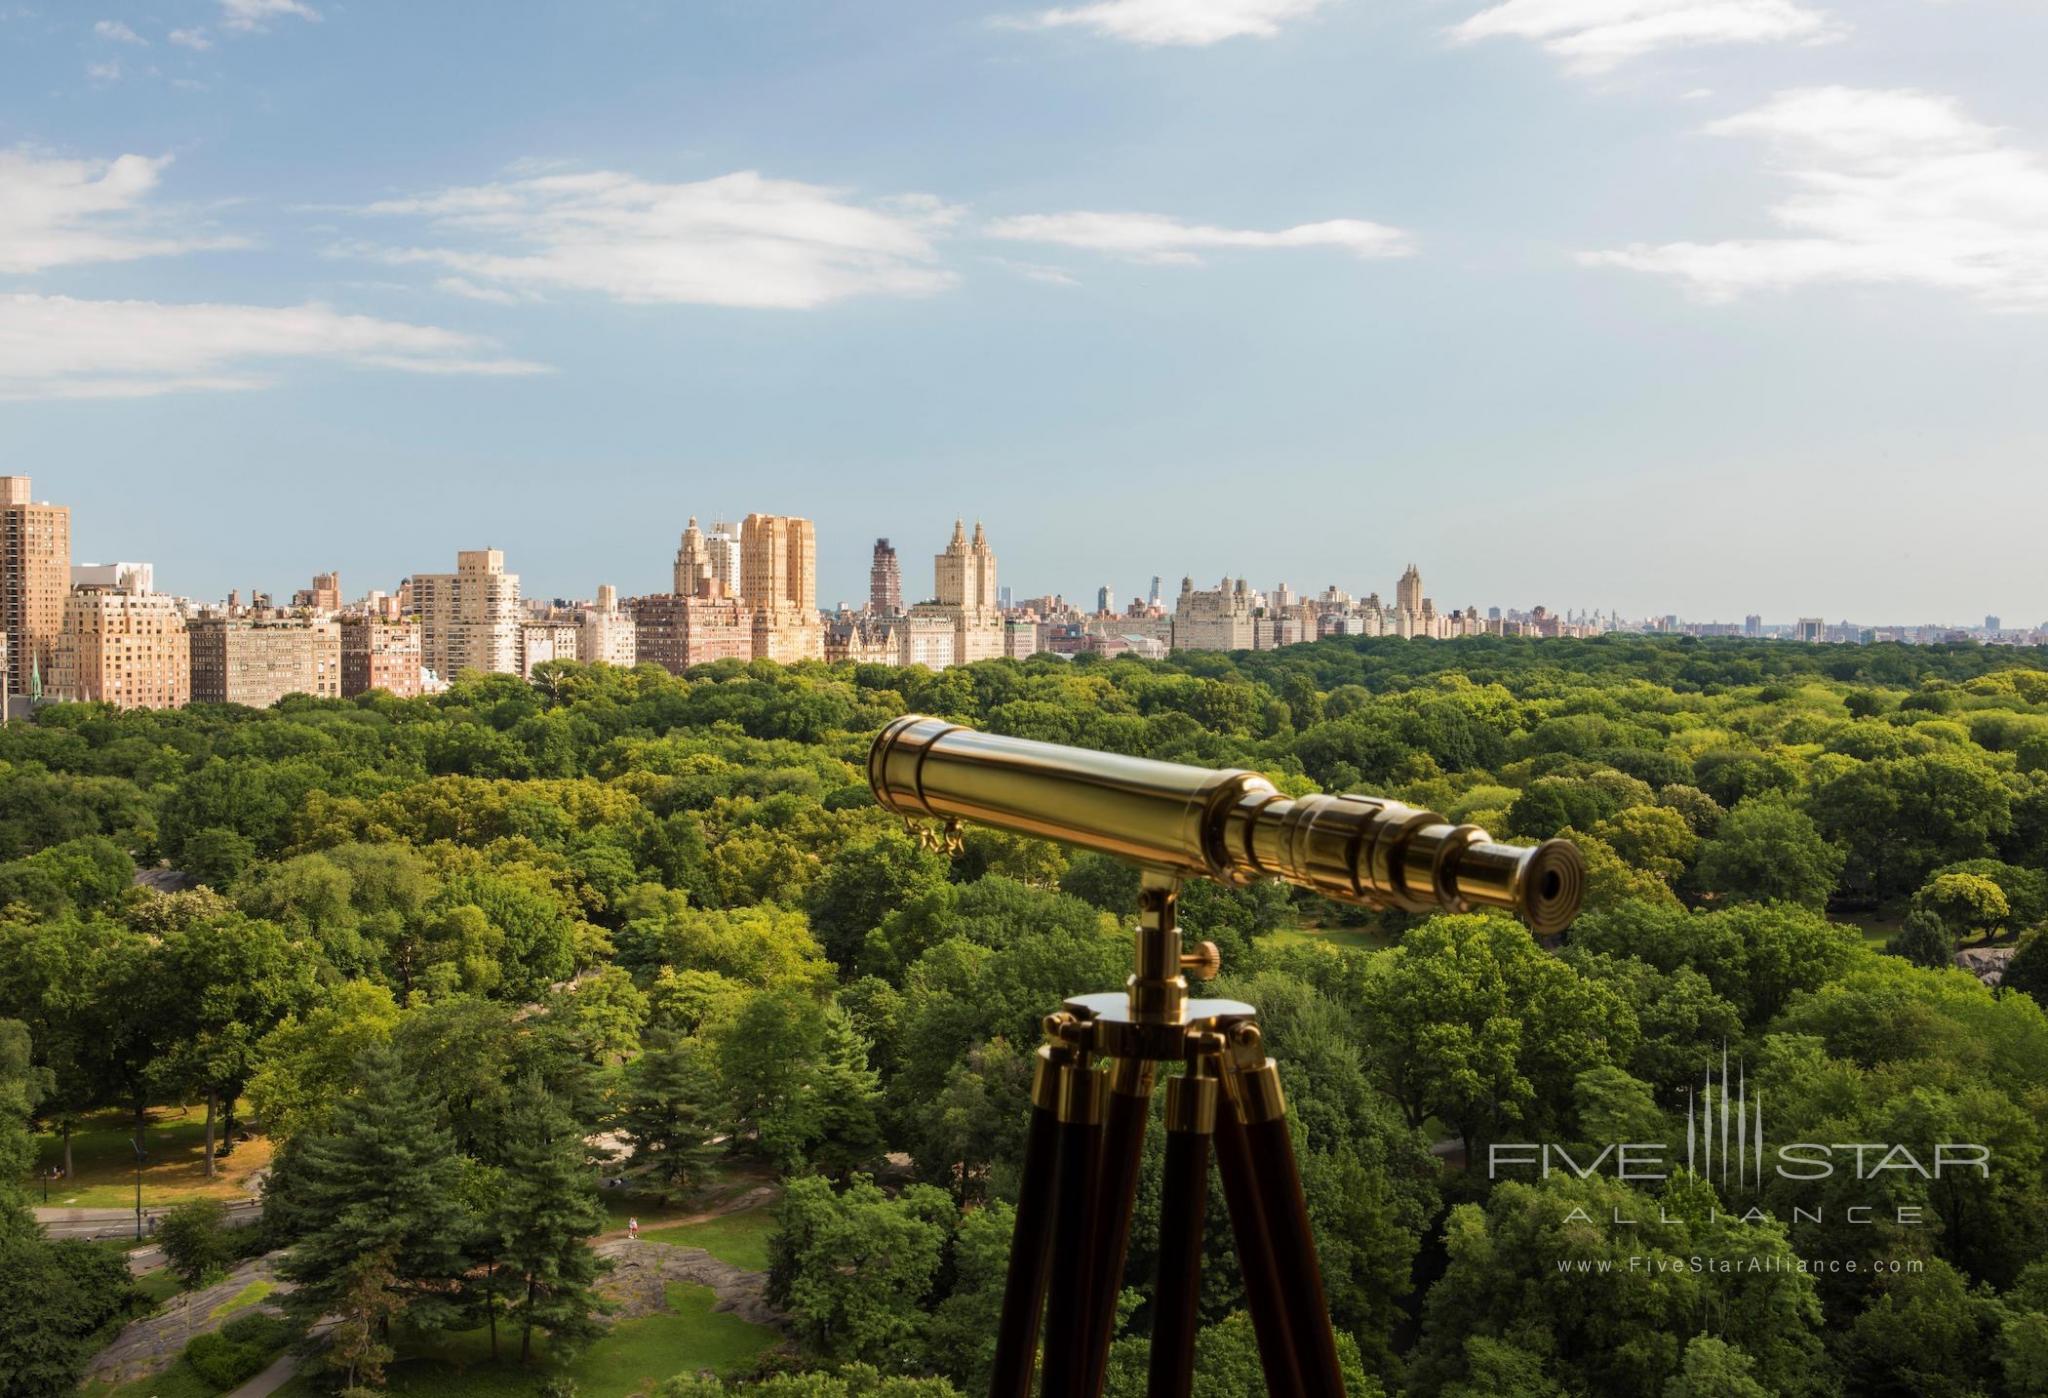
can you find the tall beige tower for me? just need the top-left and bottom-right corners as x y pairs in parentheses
(739, 514), (822, 662)
(410, 547), (522, 680)
(922, 518), (1002, 664)
(1396, 564), (1424, 618)
(0, 476), (72, 696)
(675, 518), (714, 597)
(740, 514), (817, 612)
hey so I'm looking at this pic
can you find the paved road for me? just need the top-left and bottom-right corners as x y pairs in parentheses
(223, 1349), (300, 1398)
(34, 1197), (262, 1241)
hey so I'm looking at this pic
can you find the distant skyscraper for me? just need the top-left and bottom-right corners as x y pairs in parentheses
(1097, 586), (1115, 615)
(934, 520), (997, 611)
(675, 518), (717, 597)
(870, 538), (903, 616)
(53, 573), (188, 709)
(740, 514), (823, 662)
(1396, 564), (1423, 618)
(705, 520), (743, 599)
(411, 548), (522, 680)
(309, 571), (341, 613)
(1987, 615), (2002, 633)
(1744, 613), (1763, 637)
(1149, 576), (1163, 608)
(0, 476), (70, 697)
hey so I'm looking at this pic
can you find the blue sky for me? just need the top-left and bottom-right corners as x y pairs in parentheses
(2, 0), (2044, 623)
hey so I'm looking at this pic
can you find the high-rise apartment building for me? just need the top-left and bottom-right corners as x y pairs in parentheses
(869, 538), (902, 617)
(704, 521), (742, 599)
(924, 520), (1002, 663)
(740, 514), (823, 662)
(1172, 576), (1258, 653)
(189, 615), (342, 707)
(578, 583), (637, 667)
(340, 616), (423, 697)
(1396, 564), (1424, 619)
(309, 572), (341, 613)
(518, 620), (581, 678)
(410, 548), (522, 681)
(0, 476), (71, 696)
(51, 577), (189, 710)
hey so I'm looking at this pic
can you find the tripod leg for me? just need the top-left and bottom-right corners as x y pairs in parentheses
(1081, 1058), (1153, 1396)
(1146, 1068), (1217, 1398)
(1235, 1061), (1347, 1398)
(990, 1045), (1066, 1398)
(1214, 1095), (1307, 1398)
(1039, 1056), (1106, 1398)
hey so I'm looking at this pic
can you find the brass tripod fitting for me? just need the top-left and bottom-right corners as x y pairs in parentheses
(1108, 1057), (1156, 1099)
(1056, 1058), (1106, 1125)
(1030, 1042), (1073, 1112)
(1219, 1022), (1288, 1124)
(1164, 1071), (1220, 1134)
(1127, 875), (1190, 1023)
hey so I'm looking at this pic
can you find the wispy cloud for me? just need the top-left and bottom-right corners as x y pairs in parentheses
(168, 27), (213, 49)
(1007, 0), (1337, 46)
(0, 149), (247, 274)
(985, 209), (1412, 264)
(93, 19), (146, 44)
(342, 168), (961, 310)
(1451, 0), (1839, 73)
(0, 293), (547, 399)
(1585, 87), (2048, 310)
(85, 59), (122, 83)
(219, 0), (318, 32)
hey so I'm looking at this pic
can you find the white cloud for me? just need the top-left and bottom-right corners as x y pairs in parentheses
(985, 209), (1412, 264)
(1451, 0), (1839, 73)
(435, 276), (526, 304)
(93, 19), (146, 43)
(0, 149), (247, 274)
(1010, 0), (1335, 45)
(219, 0), (318, 32)
(0, 293), (546, 400)
(85, 59), (122, 82)
(1585, 88), (2048, 309)
(986, 256), (1081, 287)
(168, 27), (213, 49)
(344, 168), (960, 310)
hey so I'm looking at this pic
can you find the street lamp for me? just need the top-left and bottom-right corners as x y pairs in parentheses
(132, 1135), (147, 1241)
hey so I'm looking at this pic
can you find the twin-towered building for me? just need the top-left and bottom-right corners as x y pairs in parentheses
(826, 519), (1004, 668)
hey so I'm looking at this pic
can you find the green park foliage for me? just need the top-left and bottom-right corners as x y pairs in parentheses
(2, 636), (2048, 1394)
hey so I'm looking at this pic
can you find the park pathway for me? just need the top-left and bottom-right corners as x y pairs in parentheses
(222, 1349), (300, 1398)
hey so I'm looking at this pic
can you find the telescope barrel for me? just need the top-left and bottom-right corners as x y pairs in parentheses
(869, 715), (1583, 935)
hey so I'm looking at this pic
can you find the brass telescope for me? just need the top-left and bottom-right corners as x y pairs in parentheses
(868, 717), (1586, 1398)
(869, 715), (1583, 935)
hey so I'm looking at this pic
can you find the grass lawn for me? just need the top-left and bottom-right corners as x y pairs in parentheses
(87, 1360), (224, 1398)
(271, 1282), (775, 1398)
(29, 1104), (272, 1208)
(1265, 923), (1396, 954)
(643, 1208), (778, 1272)
(133, 1268), (185, 1308)
(209, 1280), (276, 1321)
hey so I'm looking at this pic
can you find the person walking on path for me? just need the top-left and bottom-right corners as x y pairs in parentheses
(628, 1216), (639, 1242)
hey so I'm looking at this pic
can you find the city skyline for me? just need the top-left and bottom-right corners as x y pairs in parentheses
(17, 468), (2034, 638)
(4, 3), (2046, 618)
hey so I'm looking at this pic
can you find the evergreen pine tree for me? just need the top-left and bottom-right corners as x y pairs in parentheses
(1894, 909), (1956, 970)
(495, 1079), (609, 1362)
(809, 1004), (885, 1178)
(280, 1043), (469, 1334)
(620, 1032), (720, 1197)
